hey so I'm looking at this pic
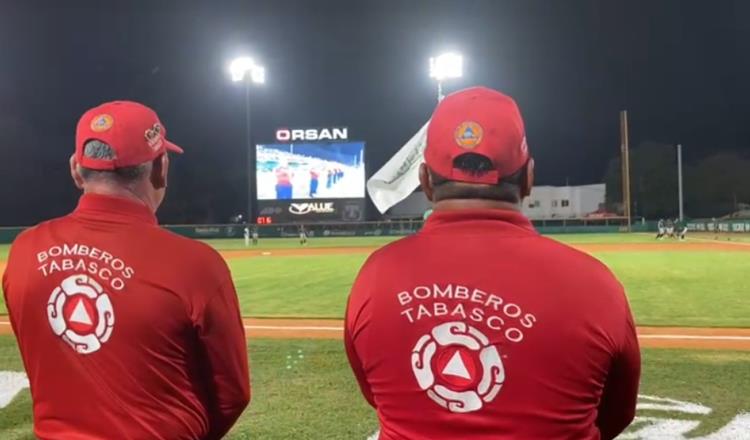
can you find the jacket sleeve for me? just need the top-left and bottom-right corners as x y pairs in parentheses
(596, 302), (641, 440)
(194, 263), (251, 439)
(344, 257), (377, 408)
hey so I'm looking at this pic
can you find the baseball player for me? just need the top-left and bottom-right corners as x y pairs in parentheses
(656, 218), (666, 240)
(676, 218), (688, 241)
(666, 218), (675, 238)
(244, 224), (251, 247)
(299, 225), (308, 245)
(345, 87), (640, 440)
(252, 227), (260, 246)
(2, 101), (250, 439)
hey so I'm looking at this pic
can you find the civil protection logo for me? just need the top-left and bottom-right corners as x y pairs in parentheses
(47, 274), (115, 355)
(454, 121), (483, 149)
(411, 321), (505, 413)
(90, 114), (114, 132)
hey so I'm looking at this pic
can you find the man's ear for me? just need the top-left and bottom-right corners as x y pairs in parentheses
(69, 154), (85, 190)
(151, 154), (169, 189)
(521, 158), (535, 199)
(419, 163), (434, 202)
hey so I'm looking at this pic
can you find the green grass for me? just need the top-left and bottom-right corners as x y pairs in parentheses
(203, 237), (397, 251)
(595, 252), (750, 327)
(548, 232), (660, 244)
(690, 232), (750, 243)
(0, 336), (747, 439)
(220, 235), (750, 327)
(3, 235), (750, 327)
(635, 349), (750, 437)
(230, 254), (368, 318)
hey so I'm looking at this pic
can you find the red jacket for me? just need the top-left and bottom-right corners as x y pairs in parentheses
(345, 209), (640, 440)
(2, 194), (250, 440)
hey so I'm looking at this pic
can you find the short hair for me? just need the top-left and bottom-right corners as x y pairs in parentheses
(429, 153), (524, 203)
(78, 140), (150, 184)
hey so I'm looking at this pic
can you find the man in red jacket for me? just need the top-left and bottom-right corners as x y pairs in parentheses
(2, 101), (250, 439)
(345, 87), (640, 440)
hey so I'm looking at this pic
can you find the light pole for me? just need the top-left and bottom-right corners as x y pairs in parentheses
(677, 144), (684, 222)
(429, 52), (463, 101)
(229, 57), (265, 223)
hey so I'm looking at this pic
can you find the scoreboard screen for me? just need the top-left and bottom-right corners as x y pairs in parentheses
(256, 142), (365, 201)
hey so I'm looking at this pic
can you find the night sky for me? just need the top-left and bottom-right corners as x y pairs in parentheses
(1, 0), (749, 225)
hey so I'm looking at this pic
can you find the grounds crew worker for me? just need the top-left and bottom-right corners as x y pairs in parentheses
(345, 87), (640, 440)
(2, 101), (250, 439)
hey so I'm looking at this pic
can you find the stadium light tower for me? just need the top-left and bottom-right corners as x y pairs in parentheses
(228, 56), (265, 224)
(229, 57), (265, 84)
(429, 52), (463, 101)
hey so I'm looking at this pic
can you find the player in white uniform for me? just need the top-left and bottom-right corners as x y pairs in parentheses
(656, 219), (666, 240)
(243, 225), (251, 247)
(299, 225), (308, 245)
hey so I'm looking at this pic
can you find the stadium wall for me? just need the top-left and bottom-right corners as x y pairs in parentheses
(687, 219), (750, 233)
(0, 219), (657, 244)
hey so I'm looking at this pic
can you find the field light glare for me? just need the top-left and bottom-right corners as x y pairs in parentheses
(429, 52), (463, 81)
(229, 57), (266, 84)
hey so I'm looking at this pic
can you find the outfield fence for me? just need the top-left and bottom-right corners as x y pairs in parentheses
(687, 219), (750, 233)
(0, 217), (655, 244)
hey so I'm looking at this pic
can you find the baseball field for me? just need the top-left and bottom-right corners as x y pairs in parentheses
(0, 233), (749, 439)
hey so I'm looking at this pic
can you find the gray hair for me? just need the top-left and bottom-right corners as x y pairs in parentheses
(78, 140), (150, 184)
(83, 140), (117, 160)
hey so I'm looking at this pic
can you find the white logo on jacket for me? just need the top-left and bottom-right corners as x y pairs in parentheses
(411, 321), (505, 413)
(47, 274), (115, 354)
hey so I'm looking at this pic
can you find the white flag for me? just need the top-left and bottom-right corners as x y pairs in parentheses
(367, 121), (429, 214)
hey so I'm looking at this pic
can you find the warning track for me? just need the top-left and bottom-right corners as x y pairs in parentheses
(0, 317), (748, 350)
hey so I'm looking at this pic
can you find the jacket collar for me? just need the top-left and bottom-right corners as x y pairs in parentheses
(73, 193), (157, 225)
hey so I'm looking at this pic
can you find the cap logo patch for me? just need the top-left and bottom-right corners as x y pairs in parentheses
(454, 121), (483, 149)
(520, 136), (528, 154)
(90, 114), (114, 132)
(145, 123), (164, 150)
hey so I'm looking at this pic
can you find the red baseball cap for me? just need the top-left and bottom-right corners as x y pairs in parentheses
(425, 86), (529, 185)
(75, 101), (184, 170)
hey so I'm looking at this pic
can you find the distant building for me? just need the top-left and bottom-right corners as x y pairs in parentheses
(523, 184), (605, 220)
(388, 184), (606, 220)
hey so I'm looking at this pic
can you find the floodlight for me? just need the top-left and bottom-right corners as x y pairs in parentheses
(229, 57), (265, 84)
(429, 52), (463, 81)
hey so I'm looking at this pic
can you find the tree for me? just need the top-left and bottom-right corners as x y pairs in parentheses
(685, 153), (750, 218)
(604, 141), (678, 219)
(605, 142), (750, 219)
